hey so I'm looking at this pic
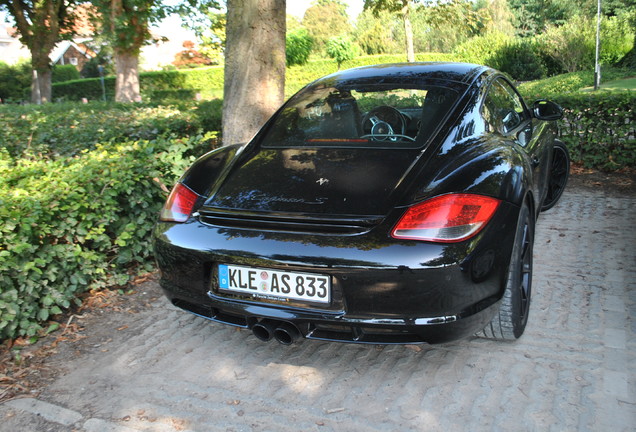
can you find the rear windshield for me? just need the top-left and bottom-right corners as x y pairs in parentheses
(260, 84), (460, 148)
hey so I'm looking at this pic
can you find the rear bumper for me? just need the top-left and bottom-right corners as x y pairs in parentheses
(153, 201), (519, 344)
(160, 280), (501, 344)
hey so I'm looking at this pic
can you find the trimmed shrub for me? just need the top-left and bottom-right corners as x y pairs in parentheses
(551, 92), (635, 171)
(0, 102), (215, 159)
(53, 53), (458, 102)
(0, 135), (218, 340)
(0, 60), (31, 103)
(52, 64), (81, 83)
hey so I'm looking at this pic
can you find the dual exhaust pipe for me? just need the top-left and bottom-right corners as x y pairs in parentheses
(252, 319), (300, 345)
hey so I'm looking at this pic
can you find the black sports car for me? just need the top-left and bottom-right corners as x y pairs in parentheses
(153, 63), (570, 345)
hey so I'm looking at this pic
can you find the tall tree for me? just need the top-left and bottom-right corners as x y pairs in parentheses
(0, 0), (76, 103)
(303, 0), (351, 53)
(91, 0), (162, 102)
(92, 0), (220, 102)
(223, 0), (286, 146)
(364, 0), (418, 62)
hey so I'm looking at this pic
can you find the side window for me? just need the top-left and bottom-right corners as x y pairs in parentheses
(482, 79), (528, 135)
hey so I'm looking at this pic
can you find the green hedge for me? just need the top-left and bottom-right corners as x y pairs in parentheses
(0, 101), (222, 340)
(0, 136), (217, 339)
(0, 100), (222, 159)
(552, 92), (635, 170)
(52, 66), (225, 102)
(52, 53), (457, 102)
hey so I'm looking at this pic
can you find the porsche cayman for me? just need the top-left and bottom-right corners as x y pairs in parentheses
(153, 63), (569, 345)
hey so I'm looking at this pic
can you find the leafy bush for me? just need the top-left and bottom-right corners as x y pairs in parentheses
(538, 15), (596, 73)
(52, 66), (225, 102)
(53, 53), (459, 102)
(52, 64), (81, 83)
(0, 135), (218, 340)
(488, 39), (546, 81)
(0, 60), (31, 103)
(453, 31), (511, 66)
(551, 92), (635, 171)
(0, 101), (220, 159)
(286, 28), (313, 67)
(0, 100), (222, 340)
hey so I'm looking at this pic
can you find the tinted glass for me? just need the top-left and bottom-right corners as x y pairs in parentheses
(261, 84), (459, 148)
(482, 79), (528, 135)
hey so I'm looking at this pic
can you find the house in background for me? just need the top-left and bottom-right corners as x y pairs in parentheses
(50, 40), (95, 71)
(0, 22), (30, 64)
(1, 12), (198, 72)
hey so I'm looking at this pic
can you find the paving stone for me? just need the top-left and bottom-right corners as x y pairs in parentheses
(1, 185), (634, 431)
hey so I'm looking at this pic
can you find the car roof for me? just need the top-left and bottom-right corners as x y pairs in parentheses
(315, 62), (491, 88)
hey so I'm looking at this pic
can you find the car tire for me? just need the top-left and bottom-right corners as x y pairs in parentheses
(478, 202), (534, 340)
(541, 140), (570, 211)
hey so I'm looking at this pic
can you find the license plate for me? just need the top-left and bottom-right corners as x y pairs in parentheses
(218, 264), (331, 304)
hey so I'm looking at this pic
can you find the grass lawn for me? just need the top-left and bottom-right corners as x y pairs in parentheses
(581, 76), (636, 92)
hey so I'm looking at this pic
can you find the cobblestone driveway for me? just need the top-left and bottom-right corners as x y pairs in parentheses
(1, 184), (635, 431)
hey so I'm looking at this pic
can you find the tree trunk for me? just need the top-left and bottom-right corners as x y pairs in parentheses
(223, 0), (286, 146)
(402, 3), (415, 63)
(30, 47), (53, 104)
(31, 68), (52, 104)
(114, 50), (141, 103)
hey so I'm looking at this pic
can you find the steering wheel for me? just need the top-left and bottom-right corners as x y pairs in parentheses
(361, 106), (412, 142)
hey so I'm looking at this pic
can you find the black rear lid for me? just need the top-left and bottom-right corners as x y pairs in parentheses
(204, 147), (420, 216)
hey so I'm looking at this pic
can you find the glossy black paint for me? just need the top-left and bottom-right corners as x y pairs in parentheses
(153, 62), (561, 344)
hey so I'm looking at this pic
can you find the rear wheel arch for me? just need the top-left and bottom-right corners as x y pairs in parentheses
(477, 198), (535, 341)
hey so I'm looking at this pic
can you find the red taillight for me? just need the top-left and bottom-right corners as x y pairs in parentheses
(160, 183), (199, 223)
(392, 194), (501, 243)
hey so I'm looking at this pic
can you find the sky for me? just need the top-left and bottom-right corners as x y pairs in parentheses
(0, 1), (366, 46)
(152, 0), (365, 42)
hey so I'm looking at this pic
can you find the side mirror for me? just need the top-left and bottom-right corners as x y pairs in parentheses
(532, 100), (563, 121)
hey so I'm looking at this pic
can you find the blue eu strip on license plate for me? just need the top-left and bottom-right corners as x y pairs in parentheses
(218, 264), (330, 303)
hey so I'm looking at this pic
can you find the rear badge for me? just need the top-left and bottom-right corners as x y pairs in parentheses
(316, 178), (329, 186)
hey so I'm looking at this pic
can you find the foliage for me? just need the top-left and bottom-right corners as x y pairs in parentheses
(507, 0), (570, 37)
(474, 0), (516, 36)
(52, 66), (225, 101)
(0, 0), (78, 103)
(172, 41), (214, 68)
(551, 92), (636, 171)
(453, 31), (512, 65)
(177, 4), (225, 63)
(0, 101), (221, 341)
(517, 67), (634, 98)
(52, 64), (81, 83)
(303, 0), (352, 53)
(286, 28), (314, 67)
(0, 101), (221, 160)
(0, 60), (31, 102)
(53, 52), (457, 101)
(600, 15), (636, 66)
(353, 8), (402, 55)
(537, 14), (595, 73)
(488, 39), (546, 81)
(326, 36), (360, 69)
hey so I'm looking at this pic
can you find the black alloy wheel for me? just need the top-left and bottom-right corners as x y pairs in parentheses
(541, 141), (570, 211)
(478, 202), (534, 340)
